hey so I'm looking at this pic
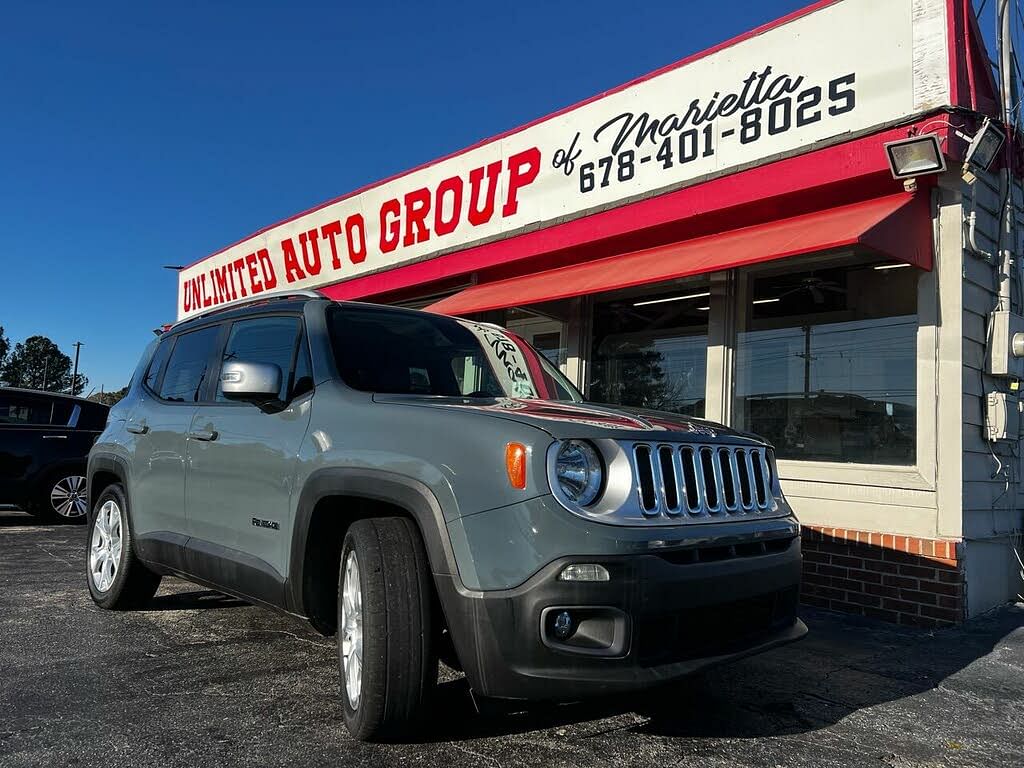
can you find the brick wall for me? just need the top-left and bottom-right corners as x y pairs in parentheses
(800, 525), (964, 628)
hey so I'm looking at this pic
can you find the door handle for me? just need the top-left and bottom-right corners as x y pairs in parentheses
(126, 422), (149, 435)
(187, 428), (218, 442)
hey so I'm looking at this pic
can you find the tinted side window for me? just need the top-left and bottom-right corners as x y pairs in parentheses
(48, 401), (74, 426)
(144, 338), (174, 393)
(76, 403), (109, 430)
(216, 316), (300, 402)
(0, 393), (55, 425)
(159, 326), (220, 402)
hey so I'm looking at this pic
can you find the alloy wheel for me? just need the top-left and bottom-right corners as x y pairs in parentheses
(89, 500), (123, 592)
(341, 550), (364, 709)
(50, 475), (88, 519)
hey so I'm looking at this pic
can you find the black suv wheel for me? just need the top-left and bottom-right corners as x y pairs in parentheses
(29, 469), (89, 524)
(338, 517), (436, 741)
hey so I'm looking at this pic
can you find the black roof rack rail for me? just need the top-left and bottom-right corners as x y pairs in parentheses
(168, 289), (326, 330)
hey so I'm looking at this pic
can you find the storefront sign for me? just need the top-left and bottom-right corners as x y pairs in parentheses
(177, 0), (948, 320)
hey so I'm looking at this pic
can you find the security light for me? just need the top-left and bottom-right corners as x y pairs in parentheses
(884, 134), (946, 180)
(964, 117), (1005, 172)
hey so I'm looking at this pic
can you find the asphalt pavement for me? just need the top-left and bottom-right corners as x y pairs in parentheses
(1, 507), (1022, 768)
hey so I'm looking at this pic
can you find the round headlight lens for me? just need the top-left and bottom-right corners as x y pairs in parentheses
(554, 440), (603, 506)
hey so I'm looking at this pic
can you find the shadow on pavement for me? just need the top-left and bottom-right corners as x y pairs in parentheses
(418, 604), (1024, 743)
(144, 589), (249, 611)
(0, 508), (43, 527)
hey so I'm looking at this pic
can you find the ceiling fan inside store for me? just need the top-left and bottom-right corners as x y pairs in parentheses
(774, 277), (847, 305)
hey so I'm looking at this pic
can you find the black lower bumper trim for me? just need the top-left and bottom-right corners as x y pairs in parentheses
(435, 536), (806, 700)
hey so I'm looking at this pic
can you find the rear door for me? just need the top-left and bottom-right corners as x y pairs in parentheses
(0, 391), (70, 507)
(184, 314), (313, 604)
(126, 325), (220, 566)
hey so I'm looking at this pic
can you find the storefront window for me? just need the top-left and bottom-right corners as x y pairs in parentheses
(734, 259), (917, 465)
(503, 307), (568, 369)
(589, 287), (709, 416)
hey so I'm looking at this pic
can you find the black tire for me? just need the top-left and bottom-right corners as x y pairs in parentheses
(338, 517), (436, 742)
(86, 483), (161, 610)
(28, 468), (89, 524)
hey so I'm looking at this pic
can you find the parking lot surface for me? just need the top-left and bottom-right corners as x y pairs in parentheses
(1, 509), (1022, 768)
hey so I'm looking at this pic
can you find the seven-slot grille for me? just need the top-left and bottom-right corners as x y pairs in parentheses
(631, 443), (776, 519)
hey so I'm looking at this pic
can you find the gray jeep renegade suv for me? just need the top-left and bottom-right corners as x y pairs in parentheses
(87, 291), (806, 741)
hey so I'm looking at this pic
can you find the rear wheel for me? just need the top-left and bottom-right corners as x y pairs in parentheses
(86, 483), (161, 609)
(29, 470), (89, 523)
(338, 517), (436, 741)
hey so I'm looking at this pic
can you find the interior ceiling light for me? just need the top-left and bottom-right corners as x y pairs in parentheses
(884, 134), (946, 180)
(634, 291), (710, 307)
(752, 297), (781, 304)
(697, 305), (710, 311)
(873, 263), (911, 270)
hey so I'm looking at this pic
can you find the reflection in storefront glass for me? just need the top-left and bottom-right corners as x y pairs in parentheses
(589, 291), (709, 417)
(735, 262), (918, 465)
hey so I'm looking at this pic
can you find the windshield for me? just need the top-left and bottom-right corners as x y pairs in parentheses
(327, 305), (582, 402)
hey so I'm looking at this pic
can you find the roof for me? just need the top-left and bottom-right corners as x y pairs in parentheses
(0, 387), (108, 407)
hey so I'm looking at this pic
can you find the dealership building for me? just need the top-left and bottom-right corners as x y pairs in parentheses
(179, 0), (1024, 625)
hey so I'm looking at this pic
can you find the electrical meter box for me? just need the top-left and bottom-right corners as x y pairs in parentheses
(987, 310), (1024, 377)
(985, 391), (1021, 441)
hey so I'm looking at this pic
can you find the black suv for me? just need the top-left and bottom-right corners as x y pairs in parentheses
(0, 387), (109, 522)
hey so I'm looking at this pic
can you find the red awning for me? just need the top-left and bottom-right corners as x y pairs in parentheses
(425, 192), (932, 316)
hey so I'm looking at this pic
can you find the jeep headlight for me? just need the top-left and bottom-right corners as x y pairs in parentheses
(554, 440), (603, 506)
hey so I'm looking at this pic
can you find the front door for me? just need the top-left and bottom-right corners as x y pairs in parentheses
(184, 314), (313, 604)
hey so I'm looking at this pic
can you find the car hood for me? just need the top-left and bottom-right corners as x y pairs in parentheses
(371, 395), (766, 445)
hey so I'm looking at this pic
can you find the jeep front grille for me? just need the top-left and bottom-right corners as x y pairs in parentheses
(631, 443), (777, 519)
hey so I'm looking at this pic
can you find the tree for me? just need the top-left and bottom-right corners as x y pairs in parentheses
(0, 326), (8, 375)
(0, 335), (88, 394)
(88, 386), (129, 407)
(590, 343), (670, 411)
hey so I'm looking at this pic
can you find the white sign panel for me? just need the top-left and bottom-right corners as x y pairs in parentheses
(177, 0), (948, 320)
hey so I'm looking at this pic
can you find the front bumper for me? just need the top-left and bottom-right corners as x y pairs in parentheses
(435, 533), (805, 701)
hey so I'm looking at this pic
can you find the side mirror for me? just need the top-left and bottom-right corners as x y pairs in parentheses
(220, 361), (282, 408)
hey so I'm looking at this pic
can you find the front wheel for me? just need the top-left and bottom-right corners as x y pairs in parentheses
(86, 484), (161, 609)
(338, 517), (436, 742)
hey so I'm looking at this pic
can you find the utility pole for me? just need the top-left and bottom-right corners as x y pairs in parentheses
(71, 341), (83, 396)
(41, 356), (49, 391)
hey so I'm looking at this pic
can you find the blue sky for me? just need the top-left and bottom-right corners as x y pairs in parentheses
(0, 0), (951, 391)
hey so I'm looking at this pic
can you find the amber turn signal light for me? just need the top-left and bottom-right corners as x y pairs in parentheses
(505, 442), (528, 489)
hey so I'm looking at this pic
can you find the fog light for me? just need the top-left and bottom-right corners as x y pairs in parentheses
(552, 611), (574, 640)
(558, 563), (610, 582)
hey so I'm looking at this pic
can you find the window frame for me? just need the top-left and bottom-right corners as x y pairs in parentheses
(206, 311), (311, 409)
(570, 250), (936, 491)
(145, 321), (226, 406)
(724, 250), (937, 491)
